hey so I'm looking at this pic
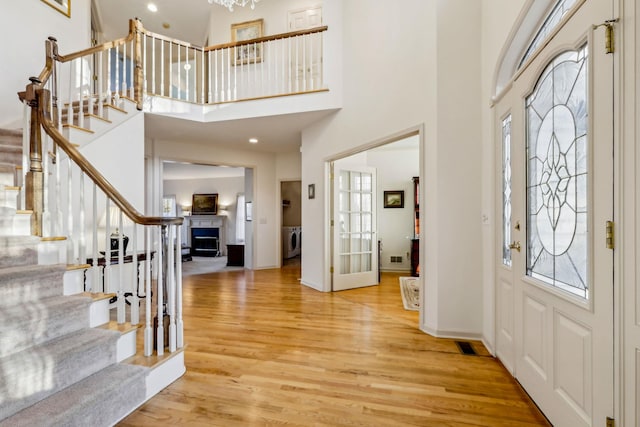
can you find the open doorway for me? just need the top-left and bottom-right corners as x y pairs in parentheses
(162, 161), (250, 275)
(329, 132), (421, 316)
(281, 181), (302, 266)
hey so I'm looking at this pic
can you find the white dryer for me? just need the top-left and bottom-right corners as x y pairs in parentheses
(282, 226), (299, 259)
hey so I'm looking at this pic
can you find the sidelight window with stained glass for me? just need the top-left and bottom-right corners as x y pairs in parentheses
(502, 115), (512, 267)
(525, 45), (588, 299)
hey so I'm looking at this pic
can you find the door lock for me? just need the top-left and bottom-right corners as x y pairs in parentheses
(509, 241), (521, 252)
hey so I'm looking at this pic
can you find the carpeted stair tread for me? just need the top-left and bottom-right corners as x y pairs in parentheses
(0, 128), (22, 140)
(0, 264), (65, 305)
(0, 363), (148, 427)
(0, 236), (39, 268)
(0, 294), (91, 358)
(0, 327), (120, 420)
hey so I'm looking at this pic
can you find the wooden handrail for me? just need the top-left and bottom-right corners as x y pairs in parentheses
(204, 26), (328, 51)
(55, 19), (139, 63)
(37, 88), (183, 227)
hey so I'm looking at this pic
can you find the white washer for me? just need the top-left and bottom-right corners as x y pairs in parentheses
(282, 226), (298, 259)
(294, 226), (302, 256)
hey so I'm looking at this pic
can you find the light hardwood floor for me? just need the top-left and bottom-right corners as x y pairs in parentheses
(119, 260), (550, 426)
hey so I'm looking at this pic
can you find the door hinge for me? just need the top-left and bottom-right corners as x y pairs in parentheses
(331, 219), (334, 227)
(593, 19), (619, 54)
(330, 266), (334, 273)
(606, 416), (615, 427)
(606, 221), (615, 250)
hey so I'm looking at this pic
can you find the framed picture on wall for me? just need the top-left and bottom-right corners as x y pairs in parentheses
(383, 190), (404, 208)
(192, 193), (218, 215)
(231, 19), (264, 65)
(42, 0), (71, 17)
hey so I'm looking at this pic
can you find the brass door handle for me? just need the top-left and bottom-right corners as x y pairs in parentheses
(509, 241), (521, 252)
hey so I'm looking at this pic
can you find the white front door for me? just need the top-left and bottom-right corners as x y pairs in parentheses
(495, 1), (614, 426)
(332, 162), (378, 291)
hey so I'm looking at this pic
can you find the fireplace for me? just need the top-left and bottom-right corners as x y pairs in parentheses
(191, 227), (220, 257)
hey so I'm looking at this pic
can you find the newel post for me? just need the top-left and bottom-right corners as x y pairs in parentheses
(23, 77), (44, 236)
(133, 18), (144, 111)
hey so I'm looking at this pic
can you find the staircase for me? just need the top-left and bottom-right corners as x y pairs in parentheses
(0, 91), (185, 423)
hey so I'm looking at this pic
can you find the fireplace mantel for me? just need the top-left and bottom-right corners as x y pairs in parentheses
(186, 215), (226, 255)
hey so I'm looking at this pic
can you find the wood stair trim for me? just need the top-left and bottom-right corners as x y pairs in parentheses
(100, 320), (141, 335)
(67, 263), (91, 271)
(4, 186), (20, 191)
(124, 346), (185, 369)
(103, 103), (128, 115)
(62, 124), (95, 134)
(16, 209), (33, 214)
(41, 236), (67, 242)
(79, 291), (116, 302)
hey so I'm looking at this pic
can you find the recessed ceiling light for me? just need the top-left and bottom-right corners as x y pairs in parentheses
(249, 138), (258, 144)
(147, 3), (158, 12)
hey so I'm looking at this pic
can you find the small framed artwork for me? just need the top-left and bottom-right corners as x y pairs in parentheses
(41, 0), (71, 17)
(383, 190), (404, 208)
(245, 201), (253, 221)
(231, 19), (264, 65)
(308, 184), (315, 200)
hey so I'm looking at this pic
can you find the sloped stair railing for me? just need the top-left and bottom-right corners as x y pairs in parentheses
(19, 22), (183, 358)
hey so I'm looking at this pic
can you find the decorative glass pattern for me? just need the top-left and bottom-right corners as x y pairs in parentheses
(502, 115), (512, 267)
(519, 0), (578, 69)
(526, 46), (588, 299)
(338, 171), (374, 274)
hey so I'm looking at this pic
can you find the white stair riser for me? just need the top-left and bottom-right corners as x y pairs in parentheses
(38, 239), (67, 265)
(89, 298), (111, 327)
(1, 213), (31, 236)
(145, 351), (186, 399)
(63, 268), (86, 295)
(0, 188), (18, 210)
(116, 329), (138, 362)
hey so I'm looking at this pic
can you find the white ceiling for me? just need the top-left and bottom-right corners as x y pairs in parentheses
(163, 161), (244, 180)
(94, 0), (329, 156)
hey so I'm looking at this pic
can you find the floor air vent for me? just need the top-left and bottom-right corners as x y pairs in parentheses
(455, 341), (477, 356)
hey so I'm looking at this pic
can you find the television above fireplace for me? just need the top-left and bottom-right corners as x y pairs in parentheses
(192, 193), (218, 215)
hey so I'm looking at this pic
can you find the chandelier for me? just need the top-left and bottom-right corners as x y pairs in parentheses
(207, 0), (260, 11)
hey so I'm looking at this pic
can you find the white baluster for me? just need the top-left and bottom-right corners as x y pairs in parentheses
(169, 43), (173, 99)
(78, 171), (85, 262)
(168, 225), (176, 352)
(78, 58), (85, 129)
(67, 158), (74, 263)
(144, 227), (153, 356)
(96, 51), (104, 117)
(143, 35), (147, 97)
(288, 37), (292, 94)
(156, 226), (164, 355)
(117, 208), (125, 324)
(303, 35), (307, 92)
(213, 49), (217, 102)
(41, 132), (50, 237)
(226, 48), (231, 101)
(175, 225), (184, 348)
(130, 38), (135, 99)
(152, 35), (156, 95)
(201, 48), (205, 103)
(130, 223), (139, 325)
(104, 199), (112, 295)
(107, 48), (112, 104)
(92, 184), (99, 292)
(233, 47), (237, 100)
(122, 43), (128, 100)
(55, 143), (62, 236)
(160, 40), (165, 97)
(178, 44), (182, 100)
(67, 61), (74, 127)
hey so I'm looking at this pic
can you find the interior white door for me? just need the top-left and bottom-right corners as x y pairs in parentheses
(332, 162), (378, 291)
(497, 1), (614, 426)
(287, 6), (323, 91)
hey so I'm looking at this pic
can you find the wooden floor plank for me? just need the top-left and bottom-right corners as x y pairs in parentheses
(118, 261), (550, 426)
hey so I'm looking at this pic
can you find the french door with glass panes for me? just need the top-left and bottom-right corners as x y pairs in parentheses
(332, 162), (378, 291)
(495, 0), (614, 426)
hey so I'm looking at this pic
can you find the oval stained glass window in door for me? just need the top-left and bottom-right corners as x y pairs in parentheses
(525, 46), (588, 299)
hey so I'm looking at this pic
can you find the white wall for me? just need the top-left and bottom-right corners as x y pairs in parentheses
(480, 0), (528, 353)
(300, 0), (489, 338)
(149, 139), (278, 270)
(208, 0), (322, 45)
(1, 0), (91, 127)
(367, 143), (419, 272)
(163, 176), (245, 249)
